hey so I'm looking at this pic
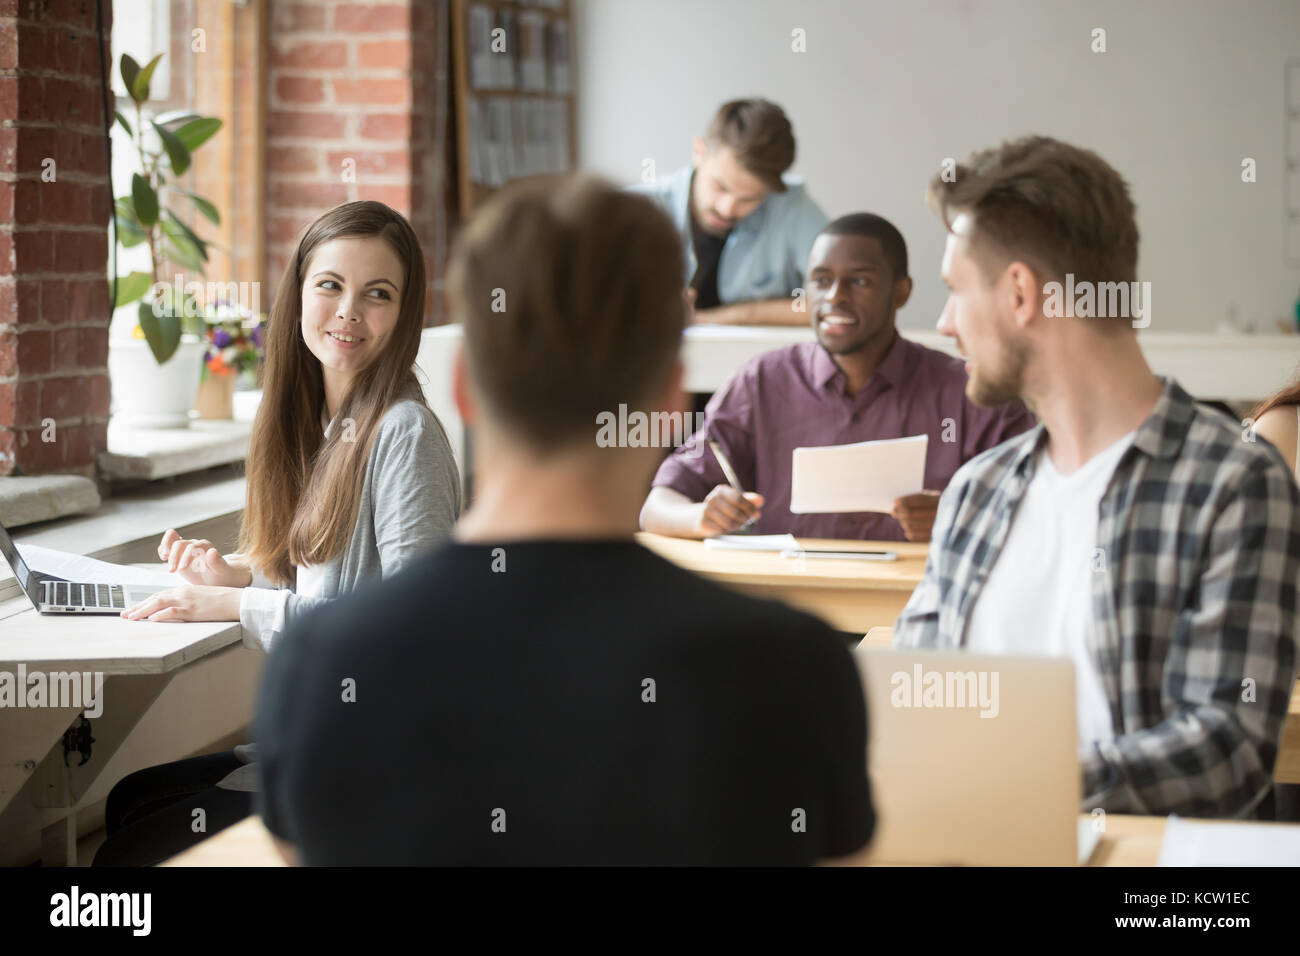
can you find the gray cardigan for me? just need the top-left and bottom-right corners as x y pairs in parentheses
(221, 396), (461, 791)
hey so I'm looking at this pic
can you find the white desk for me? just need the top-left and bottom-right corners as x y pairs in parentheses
(416, 324), (1300, 483)
(0, 598), (252, 865)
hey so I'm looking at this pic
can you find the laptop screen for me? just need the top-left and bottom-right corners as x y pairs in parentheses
(0, 520), (34, 594)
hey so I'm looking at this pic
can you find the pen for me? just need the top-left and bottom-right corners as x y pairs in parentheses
(708, 440), (756, 531)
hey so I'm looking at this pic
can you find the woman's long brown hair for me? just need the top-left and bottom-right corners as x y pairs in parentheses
(238, 201), (429, 584)
(1251, 368), (1300, 422)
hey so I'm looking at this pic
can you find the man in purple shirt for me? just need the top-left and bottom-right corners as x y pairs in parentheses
(639, 213), (1035, 542)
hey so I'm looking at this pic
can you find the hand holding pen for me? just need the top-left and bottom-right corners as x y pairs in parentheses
(703, 440), (764, 534)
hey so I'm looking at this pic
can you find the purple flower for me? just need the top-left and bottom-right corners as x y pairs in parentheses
(250, 323), (263, 348)
(213, 328), (233, 348)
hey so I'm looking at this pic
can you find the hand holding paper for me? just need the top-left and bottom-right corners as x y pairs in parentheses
(891, 490), (942, 542)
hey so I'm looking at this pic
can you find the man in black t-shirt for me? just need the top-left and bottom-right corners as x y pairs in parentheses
(689, 211), (730, 311)
(255, 175), (874, 866)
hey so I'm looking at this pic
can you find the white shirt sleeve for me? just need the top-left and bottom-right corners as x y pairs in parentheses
(239, 585), (290, 654)
(239, 580), (336, 654)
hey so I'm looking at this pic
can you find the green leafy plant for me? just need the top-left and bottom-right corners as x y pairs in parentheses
(110, 53), (224, 364)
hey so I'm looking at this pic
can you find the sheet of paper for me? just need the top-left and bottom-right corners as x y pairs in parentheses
(1157, 815), (1300, 866)
(790, 434), (929, 514)
(703, 534), (799, 552)
(1077, 819), (1102, 865)
(15, 544), (182, 588)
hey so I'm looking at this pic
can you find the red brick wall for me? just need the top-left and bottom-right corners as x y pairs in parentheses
(266, 0), (446, 323)
(0, 0), (112, 477)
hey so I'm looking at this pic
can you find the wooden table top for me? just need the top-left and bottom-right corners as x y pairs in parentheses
(0, 596), (244, 674)
(634, 532), (928, 592)
(168, 812), (1267, 867)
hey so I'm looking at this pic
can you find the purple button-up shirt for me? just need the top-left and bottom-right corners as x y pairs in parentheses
(653, 335), (1036, 540)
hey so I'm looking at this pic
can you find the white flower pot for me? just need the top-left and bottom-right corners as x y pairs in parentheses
(108, 337), (206, 429)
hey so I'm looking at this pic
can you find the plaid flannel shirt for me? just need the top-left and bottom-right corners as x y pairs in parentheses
(894, 378), (1300, 817)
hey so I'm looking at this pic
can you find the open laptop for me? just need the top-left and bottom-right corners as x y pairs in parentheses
(854, 645), (1095, 866)
(0, 519), (166, 614)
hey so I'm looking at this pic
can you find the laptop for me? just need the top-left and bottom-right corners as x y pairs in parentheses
(854, 645), (1094, 866)
(0, 520), (166, 614)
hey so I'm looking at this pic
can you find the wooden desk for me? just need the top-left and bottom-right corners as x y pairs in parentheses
(862, 627), (1300, 785)
(635, 533), (926, 633)
(0, 596), (250, 865)
(164, 815), (285, 867)
(168, 812), (1271, 867)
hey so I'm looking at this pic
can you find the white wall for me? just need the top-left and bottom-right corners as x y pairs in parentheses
(573, 0), (1300, 334)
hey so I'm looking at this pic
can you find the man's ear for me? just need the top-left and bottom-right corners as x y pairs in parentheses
(892, 275), (914, 311)
(1005, 262), (1041, 330)
(452, 346), (476, 427)
(692, 137), (708, 167)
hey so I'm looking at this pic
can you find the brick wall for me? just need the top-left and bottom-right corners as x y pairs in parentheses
(0, 0), (113, 478)
(266, 0), (447, 322)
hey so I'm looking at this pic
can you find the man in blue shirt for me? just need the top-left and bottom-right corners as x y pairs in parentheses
(629, 98), (828, 326)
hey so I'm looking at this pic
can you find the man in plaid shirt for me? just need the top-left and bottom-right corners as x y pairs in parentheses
(894, 136), (1300, 818)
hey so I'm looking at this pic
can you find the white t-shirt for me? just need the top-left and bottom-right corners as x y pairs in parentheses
(964, 430), (1136, 749)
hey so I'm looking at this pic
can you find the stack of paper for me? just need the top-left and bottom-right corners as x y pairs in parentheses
(17, 544), (181, 588)
(1157, 815), (1300, 866)
(703, 534), (799, 552)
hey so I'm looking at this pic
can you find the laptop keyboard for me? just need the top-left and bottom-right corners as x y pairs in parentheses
(43, 581), (126, 610)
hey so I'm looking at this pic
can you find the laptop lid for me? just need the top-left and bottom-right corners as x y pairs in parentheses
(854, 646), (1080, 866)
(0, 518), (41, 606)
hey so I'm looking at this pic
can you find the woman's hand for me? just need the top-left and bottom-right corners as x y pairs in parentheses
(158, 529), (253, 588)
(121, 585), (243, 623)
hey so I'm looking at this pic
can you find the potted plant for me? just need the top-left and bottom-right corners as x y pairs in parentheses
(194, 301), (265, 419)
(107, 52), (224, 428)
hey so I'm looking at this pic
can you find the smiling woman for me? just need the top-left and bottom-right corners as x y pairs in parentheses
(93, 201), (463, 867)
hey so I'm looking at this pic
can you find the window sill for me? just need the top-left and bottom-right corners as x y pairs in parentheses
(0, 475), (101, 529)
(98, 391), (261, 483)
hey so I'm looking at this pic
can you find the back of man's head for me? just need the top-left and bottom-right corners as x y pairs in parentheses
(926, 136), (1140, 308)
(448, 174), (686, 452)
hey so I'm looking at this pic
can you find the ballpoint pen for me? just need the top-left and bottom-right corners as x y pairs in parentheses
(708, 439), (757, 532)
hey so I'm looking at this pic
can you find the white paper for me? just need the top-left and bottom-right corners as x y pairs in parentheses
(467, 5), (495, 90)
(518, 12), (548, 92)
(1157, 815), (1300, 866)
(485, 98), (513, 187)
(790, 434), (928, 514)
(466, 98), (485, 184)
(16, 544), (182, 588)
(703, 534), (799, 553)
(548, 21), (571, 93)
(1077, 819), (1101, 865)
(551, 100), (570, 170)
(493, 9), (518, 89)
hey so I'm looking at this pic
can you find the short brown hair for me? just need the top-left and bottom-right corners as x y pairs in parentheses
(448, 174), (686, 450)
(926, 136), (1139, 290)
(706, 98), (796, 193)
